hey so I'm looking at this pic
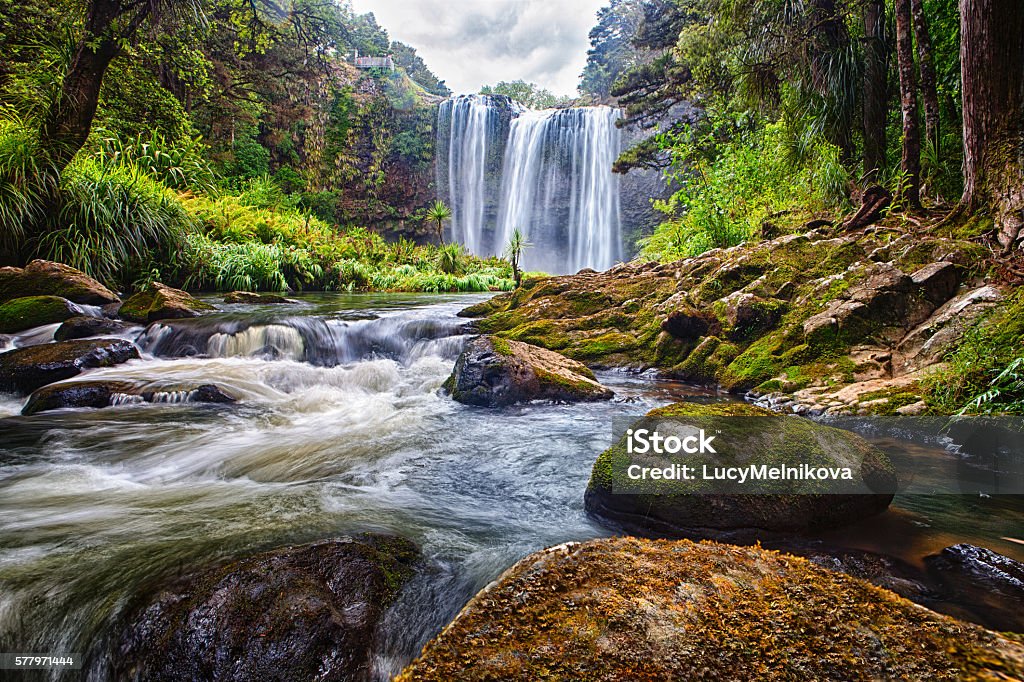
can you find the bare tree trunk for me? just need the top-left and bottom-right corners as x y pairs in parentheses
(38, 0), (124, 173)
(959, 0), (1024, 249)
(861, 0), (887, 183)
(910, 0), (941, 183)
(894, 0), (921, 210)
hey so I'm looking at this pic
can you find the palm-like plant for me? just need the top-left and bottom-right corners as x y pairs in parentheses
(504, 227), (530, 288)
(425, 200), (452, 245)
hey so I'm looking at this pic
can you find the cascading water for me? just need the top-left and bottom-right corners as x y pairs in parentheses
(496, 107), (623, 274)
(438, 98), (623, 274)
(436, 95), (517, 256)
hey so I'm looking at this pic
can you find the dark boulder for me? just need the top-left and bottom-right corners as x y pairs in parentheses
(0, 260), (119, 305)
(54, 315), (135, 341)
(119, 283), (214, 324)
(0, 296), (80, 333)
(443, 335), (613, 407)
(661, 304), (721, 341)
(924, 543), (1024, 633)
(22, 380), (236, 416)
(114, 534), (420, 682)
(0, 339), (140, 395)
(585, 402), (897, 537)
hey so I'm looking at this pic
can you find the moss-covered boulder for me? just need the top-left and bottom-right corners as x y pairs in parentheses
(0, 260), (119, 305)
(53, 315), (135, 341)
(585, 402), (897, 536)
(223, 291), (297, 304)
(398, 537), (1024, 681)
(114, 534), (420, 682)
(0, 296), (80, 333)
(22, 380), (236, 416)
(443, 335), (613, 407)
(119, 282), (214, 324)
(0, 338), (140, 395)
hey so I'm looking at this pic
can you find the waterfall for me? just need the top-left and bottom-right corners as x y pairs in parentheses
(438, 98), (623, 274)
(436, 95), (515, 256)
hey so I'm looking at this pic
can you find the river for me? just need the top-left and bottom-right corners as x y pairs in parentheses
(0, 293), (1021, 680)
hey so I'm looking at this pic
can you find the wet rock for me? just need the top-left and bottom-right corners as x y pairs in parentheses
(443, 335), (613, 407)
(661, 298), (721, 341)
(119, 283), (214, 324)
(114, 534), (420, 682)
(223, 291), (297, 304)
(0, 296), (80, 333)
(924, 543), (1024, 632)
(723, 293), (785, 340)
(54, 315), (135, 341)
(22, 380), (236, 416)
(0, 339), (139, 395)
(0, 260), (119, 305)
(397, 537), (1024, 681)
(585, 402), (897, 536)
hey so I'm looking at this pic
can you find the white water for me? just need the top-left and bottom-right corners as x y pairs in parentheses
(496, 107), (624, 274)
(438, 98), (624, 274)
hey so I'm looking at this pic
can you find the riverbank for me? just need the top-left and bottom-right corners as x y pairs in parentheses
(462, 217), (1022, 416)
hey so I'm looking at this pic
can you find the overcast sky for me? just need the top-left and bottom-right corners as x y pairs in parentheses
(348, 0), (608, 96)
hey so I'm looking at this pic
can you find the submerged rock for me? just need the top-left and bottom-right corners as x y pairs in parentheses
(0, 295), (80, 333)
(443, 335), (613, 407)
(925, 543), (1024, 632)
(223, 291), (297, 304)
(0, 339), (139, 395)
(114, 535), (419, 682)
(397, 537), (1024, 681)
(585, 402), (897, 536)
(119, 283), (214, 324)
(0, 260), (120, 305)
(54, 315), (134, 341)
(22, 380), (236, 416)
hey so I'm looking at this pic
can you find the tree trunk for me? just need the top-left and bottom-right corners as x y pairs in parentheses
(38, 0), (124, 173)
(959, 0), (1024, 249)
(910, 0), (941, 178)
(894, 0), (921, 210)
(810, 0), (854, 162)
(861, 0), (887, 183)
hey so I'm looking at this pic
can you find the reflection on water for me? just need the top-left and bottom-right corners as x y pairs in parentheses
(0, 293), (1021, 681)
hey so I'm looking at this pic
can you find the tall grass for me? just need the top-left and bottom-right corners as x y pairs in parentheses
(39, 157), (196, 285)
(0, 114), (57, 256)
(94, 132), (216, 194)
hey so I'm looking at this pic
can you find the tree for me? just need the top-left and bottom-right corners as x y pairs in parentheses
(480, 81), (571, 109)
(910, 0), (941, 183)
(504, 228), (530, 288)
(894, 0), (921, 209)
(425, 200), (452, 245)
(958, 0), (1024, 249)
(39, 0), (204, 173)
(861, 0), (887, 182)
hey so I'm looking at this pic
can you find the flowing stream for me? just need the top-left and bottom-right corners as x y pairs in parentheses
(0, 294), (1022, 680)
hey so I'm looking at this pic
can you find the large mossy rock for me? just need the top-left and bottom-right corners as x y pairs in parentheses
(0, 296), (80, 333)
(0, 339), (140, 395)
(443, 335), (613, 407)
(585, 402), (897, 536)
(397, 537), (1024, 681)
(0, 260), (119, 305)
(120, 282), (214, 324)
(114, 534), (420, 682)
(22, 380), (236, 416)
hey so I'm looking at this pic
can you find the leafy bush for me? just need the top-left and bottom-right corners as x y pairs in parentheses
(0, 114), (56, 254)
(94, 131), (215, 193)
(40, 156), (195, 286)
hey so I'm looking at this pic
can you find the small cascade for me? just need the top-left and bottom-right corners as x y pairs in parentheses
(135, 313), (471, 366)
(438, 97), (624, 274)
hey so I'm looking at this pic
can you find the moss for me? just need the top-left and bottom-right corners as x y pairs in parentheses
(571, 331), (639, 359)
(0, 295), (78, 333)
(489, 336), (513, 356)
(495, 320), (572, 350)
(399, 538), (1023, 682)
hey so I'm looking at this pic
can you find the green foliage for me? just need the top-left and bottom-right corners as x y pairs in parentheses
(480, 80), (574, 109)
(958, 358), (1024, 415)
(435, 243), (466, 275)
(94, 131), (215, 193)
(0, 113), (56, 254)
(640, 110), (850, 261)
(41, 156), (196, 286)
(424, 200), (452, 244)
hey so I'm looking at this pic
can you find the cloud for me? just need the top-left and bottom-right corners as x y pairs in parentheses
(348, 0), (608, 96)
